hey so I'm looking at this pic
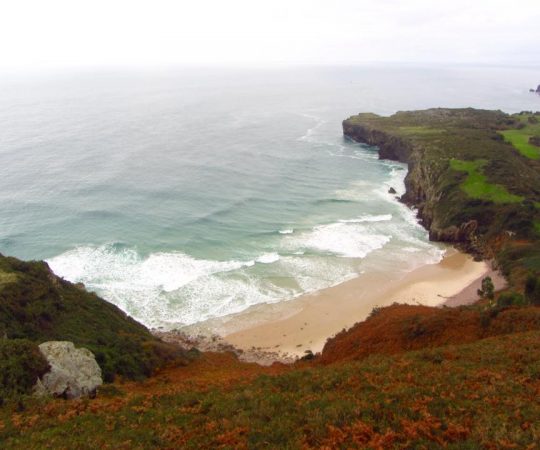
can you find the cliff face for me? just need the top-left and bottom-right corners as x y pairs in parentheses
(343, 117), (476, 249)
(342, 109), (540, 262)
(343, 120), (435, 227)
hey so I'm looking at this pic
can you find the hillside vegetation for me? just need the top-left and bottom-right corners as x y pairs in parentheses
(319, 303), (540, 365)
(1, 321), (538, 449)
(0, 253), (193, 388)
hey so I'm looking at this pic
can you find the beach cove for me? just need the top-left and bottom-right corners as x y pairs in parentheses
(172, 249), (505, 362)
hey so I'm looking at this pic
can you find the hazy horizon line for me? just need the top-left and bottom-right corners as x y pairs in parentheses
(2, 60), (540, 74)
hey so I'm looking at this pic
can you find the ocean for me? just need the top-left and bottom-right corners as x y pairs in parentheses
(1, 64), (538, 329)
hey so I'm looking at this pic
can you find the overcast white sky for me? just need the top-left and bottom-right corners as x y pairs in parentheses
(0, 0), (539, 69)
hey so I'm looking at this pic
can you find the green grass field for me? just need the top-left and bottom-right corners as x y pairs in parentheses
(449, 159), (524, 203)
(500, 114), (540, 160)
(500, 130), (540, 159)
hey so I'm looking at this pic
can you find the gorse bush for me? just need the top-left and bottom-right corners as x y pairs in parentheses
(0, 339), (49, 400)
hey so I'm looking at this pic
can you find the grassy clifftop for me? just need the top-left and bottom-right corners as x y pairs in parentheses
(0, 253), (192, 385)
(343, 108), (540, 286)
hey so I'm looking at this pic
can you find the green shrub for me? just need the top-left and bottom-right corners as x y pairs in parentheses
(525, 274), (540, 306)
(496, 292), (527, 308)
(477, 276), (495, 300)
(0, 339), (49, 400)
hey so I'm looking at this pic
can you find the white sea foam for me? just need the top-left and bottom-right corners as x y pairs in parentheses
(333, 180), (374, 201)
(283, 222), (390, 258)
(256, 252), (280, 264)
(279, 255), (357, 292)
(46, 245), (284, 326)
(298, 114), (326, 142)
(278, 229), (293, 234)
(47, 245), (251, 293)
(327, 147), (378, 161)
(339, 214), (392, 223)
(46, 244), (352, 328)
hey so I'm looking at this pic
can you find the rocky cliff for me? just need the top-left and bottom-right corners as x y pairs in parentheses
(343, 109), (540, 265)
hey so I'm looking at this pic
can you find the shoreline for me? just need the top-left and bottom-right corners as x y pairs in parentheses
(159, 248), (506, 364)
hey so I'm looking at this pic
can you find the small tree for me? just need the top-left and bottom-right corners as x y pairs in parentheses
(477, 276), (495, 300)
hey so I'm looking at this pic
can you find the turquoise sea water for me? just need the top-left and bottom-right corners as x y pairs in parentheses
(1, 65), (539, 328)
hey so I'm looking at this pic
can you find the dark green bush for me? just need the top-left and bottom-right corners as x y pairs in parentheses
(0, 339), (49, 400)
(496, 292), (527, 308)
(525, 274), (540, 306)
(477, 276), (495, 300)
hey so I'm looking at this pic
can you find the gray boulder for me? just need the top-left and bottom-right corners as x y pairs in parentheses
(34, 341), (102, 399)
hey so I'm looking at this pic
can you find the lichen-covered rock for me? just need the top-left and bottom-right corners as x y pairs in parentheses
(34, 341), (102, 399)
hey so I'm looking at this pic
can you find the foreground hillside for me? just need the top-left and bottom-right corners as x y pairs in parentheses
(0, 253), (192, 391)
(1, 326), (538, 449)
(2, 251), (539, 447)
(320, 303), (540, 365)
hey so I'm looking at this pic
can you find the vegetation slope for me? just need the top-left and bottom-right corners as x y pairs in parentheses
(0, 253), (193, 391)
(1, 306), (539, 449)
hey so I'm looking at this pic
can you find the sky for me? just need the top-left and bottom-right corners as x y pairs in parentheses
(0, 0), (539, 69)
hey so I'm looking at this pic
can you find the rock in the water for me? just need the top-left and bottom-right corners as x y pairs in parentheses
(388, 187), (397, 194)
(34, 341), (102, 399)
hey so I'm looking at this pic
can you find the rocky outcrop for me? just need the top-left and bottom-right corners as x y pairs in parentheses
(530, 136), (540, 147)
(34, 341), (102, 399)
(343, 121), (412, 163)
(429, 220), (477, 242)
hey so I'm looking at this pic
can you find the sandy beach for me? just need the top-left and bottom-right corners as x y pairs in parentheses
(179, 249), (505, 361)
